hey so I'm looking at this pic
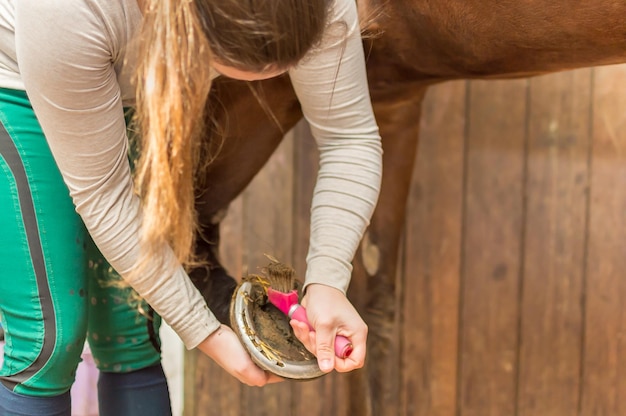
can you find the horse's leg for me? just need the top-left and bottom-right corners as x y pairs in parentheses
(190, 75), (303, 324)
(347, 85), (428, 416)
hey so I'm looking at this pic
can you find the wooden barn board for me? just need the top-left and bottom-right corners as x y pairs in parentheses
(458, 78), (527, 416)
(401, 80), (466, 416)
(516, 69), (591, 416)
(580, 65), (626, 416)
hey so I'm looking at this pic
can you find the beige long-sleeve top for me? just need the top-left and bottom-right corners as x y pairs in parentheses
(1, 0), (381, 349)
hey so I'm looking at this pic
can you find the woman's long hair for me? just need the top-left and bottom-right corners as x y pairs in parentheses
(131, 0), (331, 280)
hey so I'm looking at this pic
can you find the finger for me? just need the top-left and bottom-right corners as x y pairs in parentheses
(290, 319), (314, 352)
(333, 346), (366, 372)
(313, 327), (336, 373)
(265, 372), (285, 384)
(236, 359), (273, 385)
(333, 329), (366, 372)
(234, 361), (286, 387)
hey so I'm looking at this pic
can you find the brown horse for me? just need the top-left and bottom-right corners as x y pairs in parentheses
(190, 1), (626, 414)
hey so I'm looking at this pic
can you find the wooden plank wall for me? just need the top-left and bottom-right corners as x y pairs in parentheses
(184, 64), (626, 416)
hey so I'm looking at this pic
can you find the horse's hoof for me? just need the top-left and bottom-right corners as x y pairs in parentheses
(230, 280), (325, 380)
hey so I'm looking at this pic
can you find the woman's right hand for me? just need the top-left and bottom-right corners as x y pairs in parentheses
(196, 324), (284, 386)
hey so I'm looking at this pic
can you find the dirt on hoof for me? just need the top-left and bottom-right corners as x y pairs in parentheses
(243, 277), (316, 363)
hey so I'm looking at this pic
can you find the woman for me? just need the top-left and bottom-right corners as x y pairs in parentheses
(0, 0), (381, 414)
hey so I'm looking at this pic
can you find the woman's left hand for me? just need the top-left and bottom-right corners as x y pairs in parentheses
(290, 283), (367, 373)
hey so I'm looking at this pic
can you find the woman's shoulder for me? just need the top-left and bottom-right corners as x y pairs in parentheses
(20, 0), (140, 34)
(17, 0), (141, 60)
